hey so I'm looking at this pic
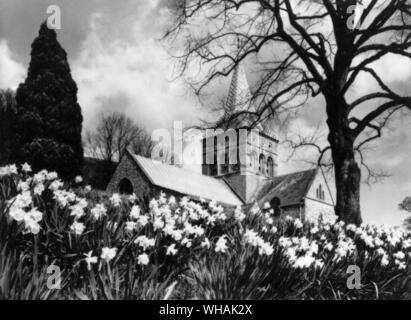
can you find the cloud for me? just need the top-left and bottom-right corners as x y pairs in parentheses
(71, 8), (202, 135)
(1, 0), (411, 228)
(0, 39), (25, 90)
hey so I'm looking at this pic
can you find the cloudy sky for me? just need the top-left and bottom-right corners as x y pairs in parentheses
(0, 0), (410, 227)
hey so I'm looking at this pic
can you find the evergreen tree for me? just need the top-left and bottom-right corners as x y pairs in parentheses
(0, 89), (16, 165)
(13, 22), (83, 179)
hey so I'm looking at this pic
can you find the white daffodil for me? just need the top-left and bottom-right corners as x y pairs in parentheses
(166, 244), (178, 256)
(101, 247), (117, 262)
(17, 181), (30, 192)
(201, 238), (211, 249)
(393, 251), (405, 260)
(33, 183), (45, 196)
(91, 204), (107, 220)
(21, 163), (32, 173)
(137, 215), (149, 227)
(215, 235), (228, 253)
(70, 205), (85, 219)
(234, 206), (246, 222)
(83, 251), (98, 270)
(49, 179), (63, 191)
(137, 253), (149, 265)
(134, 236), (155, 250)
(125, 221), (137, 232)
(70, 221), (86, 235)
(110, 193), (122, 207)
(9, 207), (26, 222)
(46, 172), (58, 181)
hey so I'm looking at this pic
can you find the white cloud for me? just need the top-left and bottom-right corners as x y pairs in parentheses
(71, 8), (203, 136)
(0, 39), (25, 90)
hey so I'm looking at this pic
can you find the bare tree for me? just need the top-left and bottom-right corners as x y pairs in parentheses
(86, 111), (153, 163)
(399, 196), (411, 230)
(164, 0), (411, 225)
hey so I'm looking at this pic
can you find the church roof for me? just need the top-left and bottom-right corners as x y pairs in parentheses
(130, 153), (243, 207)
(256, 169), (317, 207)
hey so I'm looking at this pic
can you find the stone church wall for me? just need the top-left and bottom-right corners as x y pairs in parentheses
(106, 153), (153, 200)
(281, 205), (303, 220)
(304, 198), (337, 224)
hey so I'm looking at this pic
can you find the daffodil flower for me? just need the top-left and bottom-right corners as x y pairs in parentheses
(83, 251), (98, 270)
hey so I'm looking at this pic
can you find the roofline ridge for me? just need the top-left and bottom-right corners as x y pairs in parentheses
(272, 168), (317, 179)
(132, 153), (243, 186)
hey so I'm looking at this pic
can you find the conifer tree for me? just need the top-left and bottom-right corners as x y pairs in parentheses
(14, 22), (83, 179)
(0, 89), (16, 165)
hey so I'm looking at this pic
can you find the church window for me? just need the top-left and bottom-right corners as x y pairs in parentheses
(316, 184), (325, 201)
(119, 178), (133, 195)
(259, 154), (265, 174)
(267, 157), (274, 177)
(270, 197), (281, 217)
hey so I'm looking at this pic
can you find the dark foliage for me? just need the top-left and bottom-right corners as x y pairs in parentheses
(0, 90), (16, 166)
(82, 157), (117, 190)
(13, 22), (83, 180)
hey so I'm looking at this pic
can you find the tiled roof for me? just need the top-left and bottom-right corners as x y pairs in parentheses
(130, 153), (243, 207)
(256, 169), (317, 207)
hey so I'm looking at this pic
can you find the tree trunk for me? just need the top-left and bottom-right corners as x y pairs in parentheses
(332, 148), (362, 225)
(327, 99), (363, 225)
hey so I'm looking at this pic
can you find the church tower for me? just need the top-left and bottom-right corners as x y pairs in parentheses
(202, 65), (279, 203)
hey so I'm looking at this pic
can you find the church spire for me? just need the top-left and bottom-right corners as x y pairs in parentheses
(226, 64), (252, 112)
(224, 64), (277, 139)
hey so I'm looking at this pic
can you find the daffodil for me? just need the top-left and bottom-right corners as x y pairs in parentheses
(166, 244), (178, 256)
(21, 163), (32, 173)
(137, 253), (149, 265)
(74, 176), (83, 184)
(91, 204), (107, 220)
(70, 221), (86, 235)
(101, 247), (117, 262)
(215, 235), (228, 253)
(83, 251), (98, 270)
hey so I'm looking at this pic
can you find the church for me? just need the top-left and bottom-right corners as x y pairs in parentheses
(106, 66), (336, 222)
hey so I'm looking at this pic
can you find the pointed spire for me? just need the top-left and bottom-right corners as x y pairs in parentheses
(226, 64), (252, 112)
(223, 64), (276, 139)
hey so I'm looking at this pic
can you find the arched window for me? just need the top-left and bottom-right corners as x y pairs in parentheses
(259, 154), (266, 174)
(270, 197), (281, 217)
(267, 157), (274, 177)
(119, 178), (133, 195)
